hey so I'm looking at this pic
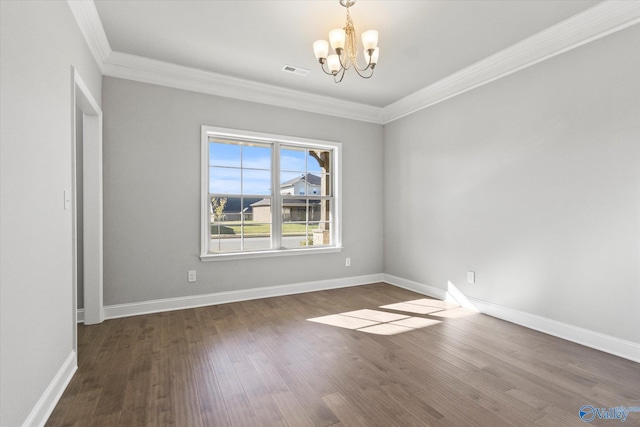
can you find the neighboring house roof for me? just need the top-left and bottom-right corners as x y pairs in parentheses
(250, 199), (271, 207)
(280, 173), (321, 187)
(211, 197), (262, 213)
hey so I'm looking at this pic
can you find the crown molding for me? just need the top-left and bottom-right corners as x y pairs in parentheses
(69, 0), (639, 125)
(66, 0), (382, 123)
(382, 1), (640, 124)
(67, 0), (112, 73)
(103, 51), (384, 123)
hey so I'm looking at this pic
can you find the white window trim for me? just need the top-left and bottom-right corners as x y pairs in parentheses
(200, 125), (342, 261)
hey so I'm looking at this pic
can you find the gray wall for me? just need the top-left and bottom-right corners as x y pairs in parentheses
(2, 3), (637, 424)
(384, 25), (640, 344)
(0, 1), (102, 426)
(102, 77), (384, 305)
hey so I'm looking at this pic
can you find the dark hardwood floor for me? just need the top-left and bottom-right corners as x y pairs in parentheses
(47, 283), (640, 426)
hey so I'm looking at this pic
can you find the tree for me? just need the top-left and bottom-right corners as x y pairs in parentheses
(211, 197), (227, 221)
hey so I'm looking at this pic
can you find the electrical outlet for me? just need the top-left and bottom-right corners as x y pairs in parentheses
(188, 270), (197, 283)
(467, 271), (475, 284)
(345, 257), (351, 267)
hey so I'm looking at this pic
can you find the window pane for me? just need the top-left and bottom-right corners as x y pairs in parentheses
(209, 198), (272, 252)
(279, 173), (327, 196)
(279, 201), (326, 222)
(210, 219), (236, 236)
(243, 169), (271, 195)
(210, 141), (241, 167)
(305, 174), (322, 196)
(209, 196), (241, 253)
(310, 222), (331, 247)
(281, 199), (308, 222)
(280, 171), (304, 195)
(243, 144), (271, 170)
(280, 224), (331, 249)
(280, 147), (306, 172)
(210, 235), (242, 253)
(307, 200), (322, 221)
(208, 141), (272, 253)
(242, 223), (271, 251)
(282, 224), (310, 249)
(281, 197), (332, 248)
(210, 196), (240, 223)
(314, 199), (331, 223)
(282, 230), (313, 249)
(279, 148), (331, 197)
(282, 196), (307, 249)
(312, 174), (331, 197)
(308, 149), (331, 174)
(248, 197), (270, 222)
(210, 167), (241, 194)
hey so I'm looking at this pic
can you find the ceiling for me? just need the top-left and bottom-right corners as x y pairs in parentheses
(93, 0), (602, 108)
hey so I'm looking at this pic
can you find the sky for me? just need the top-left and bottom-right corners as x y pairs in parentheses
(209, 142), (327, 195)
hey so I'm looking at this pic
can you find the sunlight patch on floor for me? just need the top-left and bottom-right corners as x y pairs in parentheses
(307, 314), (378, 330)
(358, 323), (414, 335)
(307, 308), (442, 335)
(389, 317), (441, 328)
(379, 302), (444, 315)
(307, 296), (475, 335)
(341, 309), (409, 323)
(429, 308), (477, 319)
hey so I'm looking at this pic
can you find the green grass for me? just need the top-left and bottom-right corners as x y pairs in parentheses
(211, 222), (313, 235)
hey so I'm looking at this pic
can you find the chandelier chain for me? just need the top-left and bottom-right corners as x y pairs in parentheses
(344, 9), (357, 70)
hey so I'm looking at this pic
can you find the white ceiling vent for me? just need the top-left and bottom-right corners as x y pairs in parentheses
(282, 65), (309, 76)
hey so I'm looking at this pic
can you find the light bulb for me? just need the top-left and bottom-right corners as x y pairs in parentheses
(361, 30), (378, 50)
(313, 40), (329, 60)
(329, 29), (346, 50)
(327, 54), (341, 73)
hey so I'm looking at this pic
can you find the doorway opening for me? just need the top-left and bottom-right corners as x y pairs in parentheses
(72, 68), (104, 355)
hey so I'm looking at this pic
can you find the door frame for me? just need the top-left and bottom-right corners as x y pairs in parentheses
(71, 67), (104, 354)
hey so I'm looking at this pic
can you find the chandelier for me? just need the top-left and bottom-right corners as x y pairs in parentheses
(312, 0), (379, 83)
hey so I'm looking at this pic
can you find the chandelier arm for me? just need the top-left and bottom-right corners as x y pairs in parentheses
(352, 56), (375, 77)
(352, 66), (374, 79)
(353, 49), (376, 74)
(351, 53), (374, 72)
(351, 61), (372, 73)
(319, 61), (338, 76)
(333, 67), (347, 83)
(319, 59), (346, 78)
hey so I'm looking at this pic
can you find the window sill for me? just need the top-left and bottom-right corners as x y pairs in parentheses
(200, 246), (343, 262)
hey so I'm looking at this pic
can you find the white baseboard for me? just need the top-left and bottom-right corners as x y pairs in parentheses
(467, 297), (640, 363)
(78, 274), (384, 321)
(77, 273), (639, 363)
(383, 274), (640, 363)
(384, 273), (450, 302)
(21, 351), (77, 427)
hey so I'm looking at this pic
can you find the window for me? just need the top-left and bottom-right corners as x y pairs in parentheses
(201, 126), (341, 260)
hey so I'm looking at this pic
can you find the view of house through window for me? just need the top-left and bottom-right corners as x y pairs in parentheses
(203, 127), (339, 256)
(208, 139), (272, 252)
(280, 145), (332, 249)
